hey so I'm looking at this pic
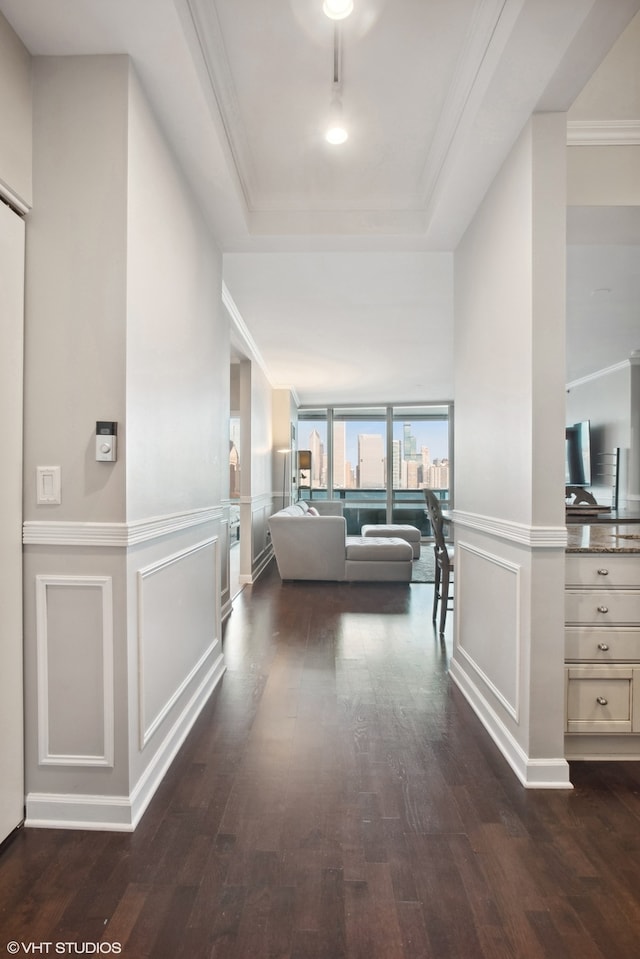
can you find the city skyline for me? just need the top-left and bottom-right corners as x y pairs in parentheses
(298, 418), (450, 490)
(298, 419), (450, 463)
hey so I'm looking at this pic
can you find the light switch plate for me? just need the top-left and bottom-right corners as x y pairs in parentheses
(36, 466), (61, 505)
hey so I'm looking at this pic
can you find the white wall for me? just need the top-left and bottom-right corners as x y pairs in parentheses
(565, 15), (640, 507)
(126, 68), (227, 519)
(123, 66), (228, 798)
(0, 12), (31, 209)
(452, 114), (570, 788)
(0, 199), (25, 843)
(568, 10), (640, 206)
(22, 56), (132, 809)
(21, 55), (228, 830)
(24, 56), (129, 524)
(567, 146), (640, 206)
(566, 364), (631, 505)
(0, 11), (30, 844)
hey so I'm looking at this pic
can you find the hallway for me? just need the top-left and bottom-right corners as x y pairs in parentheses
(2, 563), (640, 958)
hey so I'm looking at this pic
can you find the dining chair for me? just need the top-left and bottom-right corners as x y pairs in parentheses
(424, 489), (454, 635)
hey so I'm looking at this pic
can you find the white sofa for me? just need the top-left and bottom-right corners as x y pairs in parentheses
(268, 500), (413, 582)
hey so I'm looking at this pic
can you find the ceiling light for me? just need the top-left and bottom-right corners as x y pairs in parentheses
(325, 89), (348, 144)
(326, 124), (348, 145)
(323, 0), (354, 20)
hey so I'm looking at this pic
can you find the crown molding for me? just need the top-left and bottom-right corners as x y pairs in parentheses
(567, 120), (640, 146)
(566, 359), (630, 391)
(420, 0), (519, 210)
(223, 282), (273, 384)
(0, 177), (30, 216)
(177, 0), (259, 211)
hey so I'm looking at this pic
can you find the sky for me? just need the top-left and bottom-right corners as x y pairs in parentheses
(298, 418), (450, 465)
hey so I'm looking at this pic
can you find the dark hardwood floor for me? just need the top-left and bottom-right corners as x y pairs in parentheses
(2, 560), (640, 958)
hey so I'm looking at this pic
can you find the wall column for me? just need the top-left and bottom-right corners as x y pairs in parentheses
(452, 113), (570, 788)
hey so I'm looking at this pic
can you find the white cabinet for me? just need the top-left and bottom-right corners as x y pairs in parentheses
(565, 553), (640, 748)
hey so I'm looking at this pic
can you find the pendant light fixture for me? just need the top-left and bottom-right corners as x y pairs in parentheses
(326, 83), (348, 144)
(324, 21), (348, 145)
(323, 0), (354, 20)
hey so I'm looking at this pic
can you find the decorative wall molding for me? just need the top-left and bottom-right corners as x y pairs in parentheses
(421, 0), (522, 213)
(449, 510), (567, 547)
(567, 119), (640, 146)
(455, 542), (521, 722)
(137, 537), (219, 748)
(179, 0), (258, 210)
(23, 506), (222, 547)
(449, 658), (572, 789)
(221, 596), (234, 622)
(566, 359), (630, 392)
(222, 282), (272, 383)
(25, 652), (226, 831)
(35, 574), (114, 767)
(0, 176), (30, 215)
(248, 491), (276, 510)
(241, 542), (273, 586)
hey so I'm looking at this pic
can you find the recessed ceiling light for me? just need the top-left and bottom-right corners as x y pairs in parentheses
(323, 0), (354, 20)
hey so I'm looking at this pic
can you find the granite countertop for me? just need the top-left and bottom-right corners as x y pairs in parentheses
(566, 523), (640, 553)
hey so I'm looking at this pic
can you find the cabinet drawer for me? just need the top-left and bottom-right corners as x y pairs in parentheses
(566, 666), (633, 733)
(566, 554), (639, 588)
(565, 589), (640, 625)
(565, 627), (640, 662)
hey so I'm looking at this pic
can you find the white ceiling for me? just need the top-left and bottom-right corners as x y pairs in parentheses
(1, 0), (639, 402)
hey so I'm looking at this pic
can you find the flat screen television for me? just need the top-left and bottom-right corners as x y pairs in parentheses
(565, 421), (591, 487)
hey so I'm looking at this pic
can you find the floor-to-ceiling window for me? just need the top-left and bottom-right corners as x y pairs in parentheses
(390, 405), (451, 533)
(298, 404), (452, 535)
(332, 407), (387, 532)
(297, 409), (328, 492)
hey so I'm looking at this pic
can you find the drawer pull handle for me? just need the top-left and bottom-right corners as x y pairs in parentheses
(597, 643), (610, 651)
(597, 606), (609, 613)
(597, 568), (609, 576)
(596, 696), (608, 706)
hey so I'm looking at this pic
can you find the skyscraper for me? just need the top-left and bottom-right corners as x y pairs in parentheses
(392, 439), (402, 488)
(333, 421), (346, 488)
(309, 429), (324, 487)
(403, 422), (417, 460)
(358, 433), (385, 487)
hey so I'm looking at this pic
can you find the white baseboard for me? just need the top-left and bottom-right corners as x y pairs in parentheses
(239, 546), (273, 585)
(25, 652), (226, 830)
(221, 596), (233, 622)
(449, 658), (572, 790)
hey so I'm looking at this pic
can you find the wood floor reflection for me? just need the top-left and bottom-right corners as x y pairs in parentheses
(2, 560), (640, 958)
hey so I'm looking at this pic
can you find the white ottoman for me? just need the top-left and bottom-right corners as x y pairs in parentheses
(344, 536), (413, 582)
(361, 524), (421, 559)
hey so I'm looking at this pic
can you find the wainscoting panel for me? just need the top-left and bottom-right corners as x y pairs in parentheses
(450, 519), (570, 789)
(240, 493), (274, 585)
(137, 537), (219, 748)
(35, 575), (114, 767)
(455, 541), (521, 721)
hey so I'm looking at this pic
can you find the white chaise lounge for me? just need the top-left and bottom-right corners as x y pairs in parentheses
(268, 501), (413, 583)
